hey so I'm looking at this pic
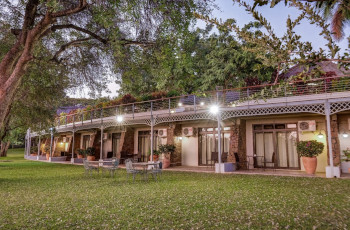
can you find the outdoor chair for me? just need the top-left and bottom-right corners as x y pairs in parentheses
(102, 159), (119, 177)
(262, 152), (276, 171)
(148, 161), (162, 181)
(125, 159), (143, 182)
(221, 152), (228, 163)
(83, 159), (99, 176)
(211, 152), (218, 167)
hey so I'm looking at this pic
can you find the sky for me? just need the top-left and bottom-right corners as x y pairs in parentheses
(69, 0), (349, 99)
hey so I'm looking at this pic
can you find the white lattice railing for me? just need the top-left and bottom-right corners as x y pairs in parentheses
(55, 76), (350, 127)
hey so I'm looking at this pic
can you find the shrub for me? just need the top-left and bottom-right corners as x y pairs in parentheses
(121, 94), (136, 104)
(297, 140), (324, 157)
(166, 90), (180, 98)
(30, 146), (38, 154)
(140, 94), (152, 102)
(76, 149), (86, 156)
(158, 144), (176, 155)
(85, 147), (96, 156)
(151, 91), (167, 99)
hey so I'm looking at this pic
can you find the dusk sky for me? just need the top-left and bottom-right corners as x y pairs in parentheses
(71, 0), (349, 98)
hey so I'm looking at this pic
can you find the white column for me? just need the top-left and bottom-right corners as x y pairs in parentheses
(325, 101), (334, 177)
(71, 130), (75, 163)
(37, 135), (41, 160)
(217, 112), (222, 173)
(100, 125), (103, 160)
(49, 128), (53, 162)
(150, 115), (154, 162)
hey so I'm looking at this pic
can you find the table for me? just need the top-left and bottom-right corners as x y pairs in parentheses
(247, 156), (264, 169)
(132, 162), (159, 181)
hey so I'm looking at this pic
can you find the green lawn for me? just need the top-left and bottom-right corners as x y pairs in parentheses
(0, 149), (349, 229)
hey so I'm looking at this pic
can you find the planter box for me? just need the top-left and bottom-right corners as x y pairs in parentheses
(215, 163), (236, 173)
(49, 156), (67, 162)
(326, 166), (340, 178)
(71, 158), (84, 164)
(341, 161), (350, 174)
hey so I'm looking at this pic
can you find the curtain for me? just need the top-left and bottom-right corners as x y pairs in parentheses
(287, 131), (299, 168)
(277, 132), (288, 167)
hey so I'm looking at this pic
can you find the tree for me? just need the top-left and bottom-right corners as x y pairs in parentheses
(0, 0), (212, 129)
(253, 0), (350, 40)
(0, 56), (69, 157)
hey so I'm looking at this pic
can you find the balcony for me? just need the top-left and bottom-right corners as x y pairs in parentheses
(54, 76), (350, 129)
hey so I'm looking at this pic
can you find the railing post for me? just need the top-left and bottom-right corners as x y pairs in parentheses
(81, 113), (83, 125)
(324, 78), (327, 93)
(58, 117), (60, 127)
(132, 104), (135, 119)
(73, 114), (75, 127)
(194, 95), (196, 113)
(168, 98), (171, 115)
(151, 101), (153, 116)
(65, 115), (67, 127)
(100, 108), (103, 122)
(91, 110), (93, 123)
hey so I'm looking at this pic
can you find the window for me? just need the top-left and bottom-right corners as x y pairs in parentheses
(82, 135), (90, 149)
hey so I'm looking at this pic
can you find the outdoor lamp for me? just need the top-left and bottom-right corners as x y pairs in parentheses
(116, 115), (123, 123)
(178, 102), (183, 107)
(200, 102), (205, 106)
(317, 132), (324, 139)
(209, 105), (219, 114)
(342, 132), (349, 138)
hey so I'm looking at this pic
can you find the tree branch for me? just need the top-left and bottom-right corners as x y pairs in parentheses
(51, 0), (88, 18)
(50, 38), (91, 63)
(50, 24), (108, 44)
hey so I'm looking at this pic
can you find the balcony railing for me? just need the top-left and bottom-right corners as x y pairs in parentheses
(55, 76), (350, 127)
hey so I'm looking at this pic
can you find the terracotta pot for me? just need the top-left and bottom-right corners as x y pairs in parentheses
(87, 155), (95, 161)
(302, 157), (317, 174)
(30, 153), (37, 156)
(150, 155), (159, 161)
(348, 168), (350, 173)
(46, 153), (50, 160)
(162, 154), (171, 169)
(78, 154), (84, 159)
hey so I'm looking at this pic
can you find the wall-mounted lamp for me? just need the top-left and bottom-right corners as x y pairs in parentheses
(209, 105), (219, 115)
(317, 132), (324, 139)
(200, 102), (205, 106)
(116, 115), (123, 123)
(178, 102), (183, 107)
(342, 132), (349, 138)
(178, 137), (183, 141)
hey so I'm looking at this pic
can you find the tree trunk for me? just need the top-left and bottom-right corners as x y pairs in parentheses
(0, 141), (10, 157)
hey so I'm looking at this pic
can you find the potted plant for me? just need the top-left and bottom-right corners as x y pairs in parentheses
(30, 146), (38, 156)
(86, 147), (96, 161)
(297, 140), (324, 174)
(341, 148), (350, 173)
(158, 144), (176, 169)
(149, 150), (161, 161)
(44, 145), (50, 160)
(76, 149), (85, 159)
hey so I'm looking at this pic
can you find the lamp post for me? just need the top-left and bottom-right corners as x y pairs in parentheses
(210, 105), (222, 173)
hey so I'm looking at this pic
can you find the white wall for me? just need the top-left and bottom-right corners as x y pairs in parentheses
(338, 116), (350, 158)
(246, 116), (328, 172)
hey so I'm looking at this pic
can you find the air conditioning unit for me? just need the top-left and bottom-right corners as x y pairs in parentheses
(158, 129), (167, 137)
(182, 127), (193, 137)
(103, 133), (108, 140)
(298, 120), (316, 131)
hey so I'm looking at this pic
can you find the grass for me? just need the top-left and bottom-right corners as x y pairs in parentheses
(0, 149), (349, 229)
